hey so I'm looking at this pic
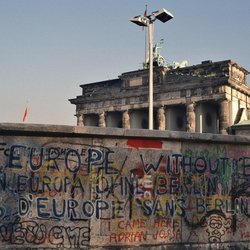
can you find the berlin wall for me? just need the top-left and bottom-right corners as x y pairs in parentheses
(0, 123), (250, 249)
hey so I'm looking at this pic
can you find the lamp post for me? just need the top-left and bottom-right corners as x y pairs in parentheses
(130, 8), (173, 130)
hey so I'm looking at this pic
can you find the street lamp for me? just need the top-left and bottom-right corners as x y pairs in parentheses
(130, 8), (173, 130)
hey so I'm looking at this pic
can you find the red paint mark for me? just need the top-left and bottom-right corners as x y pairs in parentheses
(127, 139), (162, 149)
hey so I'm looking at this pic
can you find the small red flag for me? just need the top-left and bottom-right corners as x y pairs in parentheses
(22, 107), (28, 122)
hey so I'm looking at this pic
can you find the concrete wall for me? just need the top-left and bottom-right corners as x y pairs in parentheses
(0, 123), (250, 249)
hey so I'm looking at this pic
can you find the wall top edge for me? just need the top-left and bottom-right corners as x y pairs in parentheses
(0, 123), (250, 145)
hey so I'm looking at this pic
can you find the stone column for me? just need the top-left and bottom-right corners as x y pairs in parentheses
(157, 106), (165, 130)
(247, 108), (250, 120)
(99, 112), (106, 128)
(219, 99), (229, 134)
(77, 113), (84, 126)
(122, 110), (130, 129)
(186, 102), (196, 133)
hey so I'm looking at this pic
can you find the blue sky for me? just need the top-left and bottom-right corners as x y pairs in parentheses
(0, 0), (249, 125)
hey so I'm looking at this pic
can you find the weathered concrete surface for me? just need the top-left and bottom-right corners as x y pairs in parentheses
(0, 123), (250, 249)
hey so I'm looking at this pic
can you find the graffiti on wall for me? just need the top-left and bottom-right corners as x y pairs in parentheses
(0, 138), (249, 248)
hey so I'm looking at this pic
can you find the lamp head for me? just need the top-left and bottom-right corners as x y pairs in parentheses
(129, 16), (148, 27)
(154, 8), (173, 23)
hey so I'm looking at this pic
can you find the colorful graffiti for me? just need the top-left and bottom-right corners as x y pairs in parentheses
(0, 138), (249, 248)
